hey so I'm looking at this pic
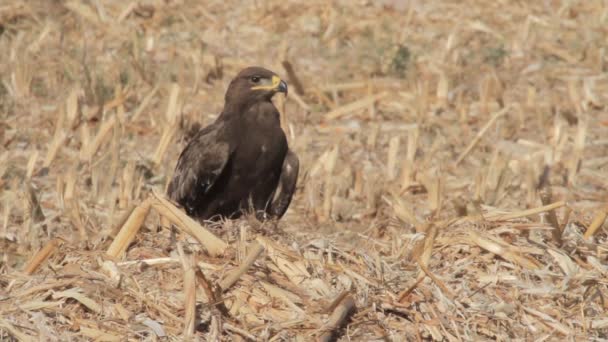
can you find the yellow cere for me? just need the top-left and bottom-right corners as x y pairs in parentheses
(251, 75), (282, 91)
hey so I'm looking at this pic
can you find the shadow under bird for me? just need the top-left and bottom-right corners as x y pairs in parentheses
(168, 66), (299, 222)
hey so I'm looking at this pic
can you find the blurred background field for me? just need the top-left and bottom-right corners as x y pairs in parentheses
(1, 0), (608, 340)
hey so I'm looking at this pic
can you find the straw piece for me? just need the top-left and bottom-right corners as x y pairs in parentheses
(108, 204), (137, 239)
(537, 42), (579, 64)
(219, 241), (265, 291)
(13, 280), (76, 298)
(150, 191), (228, 256)
(539, 188), (562, 245)
(67, 199), (87, 243)
(417, 261), (455, 300)
(546, 249), (579, 277)
(165, 83), (181, 124)
(79, 327), (121, 342)
(64, 1), (100, 25)
(468, 231), (541, 270)
(208, 315), (222, 341)
(195, 267), (228, 315)
(131, 85), (159, 121)
(100, 260), (121, 287)
(0, 318), (33, 342)
(522, 306), (572, 335)
(177, 244), (196, 338)
(23, 238), (60, 275)
(282, 60), (305, 95)
(43, 130), (66, 168)
(387, 136), (400, 180)
(318, 80), (401, 92)
(81, 116), (116, 161)
(13, 301), (63, 312)
(487, 201), (565, 221)
(317, 294), (356, 342)
(261, 281), (305, 315)
(24, 183), (45, 224)
(52, 288), (103, 314)
(288, 91), (311, 111)
(152, 124), (177, 166)
(455, 106), (510, 165)
(325, 92), (388, 120)
(583, 205), (608, 239)
(257, 236), (311, 286)
(397, 275), (426, 303)
(127, 288), (181, 323)
(106, 198), (152, 259)
(224, 323), (257, 341)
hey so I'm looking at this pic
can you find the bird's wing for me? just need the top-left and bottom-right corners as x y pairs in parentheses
(267, 149), (299, 219)
(167, 123), (231, 214)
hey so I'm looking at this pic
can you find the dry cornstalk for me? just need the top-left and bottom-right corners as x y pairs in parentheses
(165, 82), (181, 124)
(106, 198), (153, 259)
(24, 183), (45, 224)
(282, 60), (305, 95)
(583, 205), (608, 239)
(152, 124), (177, 166)
(539, 188), (562, 245)
(151, 191), (228, 256)
(455, 105), (510, 165)
(219, 241), (265, 291)
(208, 315), (222, 341)
(52, 288), (103, 314)
(319, 80), (400, 92)
(196, 267), (229, 315)
(397, 275), (426, 303)
(288, 91), (311, 111)
(23, 238), (60, 275)
(522, 306), (573, 335)
(43, 130), (66, 168)
(317, 294), (356, 342)
(387, 136), (400, 180)
(79, 327), (122, 342)
(108, 204), (136, 239)
(417, 260), (455, 300)
(400, 126), (419, 190)
(67, 199), (87, 242)
(400, 223), (452, 302)
(224, 323), (257, 341)
(325, 92), (388, 120)
(468, 230), (541, 270)
(131, 85), (159, 121)
(127, 288), (181, 323)
(257, 236), (311, 285)
(488, 201), (565, 221)
(177, 243), (196, 338)
(0, 318), (33, 342)
(13, 280), (76, 298)
(25, 151), (38, 181)
(81, 116), (116, 161)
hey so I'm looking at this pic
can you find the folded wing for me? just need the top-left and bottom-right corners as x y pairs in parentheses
(167, 124), (231, 216)
(267, 149), (299, 219)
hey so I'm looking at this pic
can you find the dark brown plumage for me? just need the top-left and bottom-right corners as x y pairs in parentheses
(167, 66), (299, 222)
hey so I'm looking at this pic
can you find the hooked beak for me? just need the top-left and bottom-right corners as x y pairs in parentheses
(251, 75), (288, 96)
(277, 79), (288, 96)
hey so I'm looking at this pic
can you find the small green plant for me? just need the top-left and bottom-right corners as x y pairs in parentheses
(390, 44), (411, 77)
(484, 45), (508, 66)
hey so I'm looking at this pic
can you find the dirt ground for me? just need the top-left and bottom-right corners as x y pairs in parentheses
(1, 0), (608, 340)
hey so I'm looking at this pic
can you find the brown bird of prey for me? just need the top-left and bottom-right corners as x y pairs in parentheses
(168, 66), (299, 222)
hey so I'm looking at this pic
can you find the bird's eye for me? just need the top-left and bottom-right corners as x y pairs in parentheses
(251, 76), (260, 83)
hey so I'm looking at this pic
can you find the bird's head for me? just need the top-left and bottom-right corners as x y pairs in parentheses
(225, 67), (288, 108)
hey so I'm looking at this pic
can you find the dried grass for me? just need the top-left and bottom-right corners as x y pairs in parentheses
(1, 0), (608, 340)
